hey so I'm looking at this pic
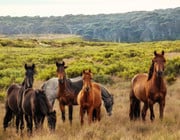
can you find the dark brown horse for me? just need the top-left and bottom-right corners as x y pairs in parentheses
(22, 88), (56, 134)
(129, 51), (167, 121)
(3, 64), (35, 133)
(77, 69), (102, 125)
(56, 61), (77, 125)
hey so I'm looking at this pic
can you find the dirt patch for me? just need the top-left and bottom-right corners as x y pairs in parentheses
(166, 52), (180, 59)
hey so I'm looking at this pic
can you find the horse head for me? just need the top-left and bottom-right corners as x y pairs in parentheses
(104, 94), (114, 116)
(56, 61), (67, 84)
(23, 63), (35, 88)
(148, 51), (166, 80)
(82, 69), (93, 93)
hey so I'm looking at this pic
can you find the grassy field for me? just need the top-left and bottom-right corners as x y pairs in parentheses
(0, 77), (179, 140)
(0, 36), (180, 139)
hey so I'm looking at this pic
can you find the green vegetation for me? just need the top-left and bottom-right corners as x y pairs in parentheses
(0, 37), (180, 91)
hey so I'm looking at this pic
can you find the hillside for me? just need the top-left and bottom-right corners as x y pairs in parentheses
(0, 7), (180, 42)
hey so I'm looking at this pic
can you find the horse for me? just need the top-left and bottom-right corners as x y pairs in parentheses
(56, 61), (77, 125)
(129, 50), (167, 121)
(21, 88), (56, 134)
(41, 77), (113, 116)
(3, 63), (35, 133)
(77, 69), (102, 125)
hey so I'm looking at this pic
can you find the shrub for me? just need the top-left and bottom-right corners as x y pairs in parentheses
(94, 75), (114, 85)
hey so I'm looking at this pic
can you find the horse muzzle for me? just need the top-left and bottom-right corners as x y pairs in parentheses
(85, 87), (90, 92)
(58, 79), (64, 84)
(157, 71), (163, 77)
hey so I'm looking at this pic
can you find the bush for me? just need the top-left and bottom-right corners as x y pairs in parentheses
(94, 75), (114, 85)
(165, 58), (180, 77)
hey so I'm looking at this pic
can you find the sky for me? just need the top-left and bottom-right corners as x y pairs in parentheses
(0, 0), (180, 17)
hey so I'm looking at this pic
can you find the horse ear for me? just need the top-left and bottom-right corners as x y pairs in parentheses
(89, 69), (91, 73)
(64, 66), (68, 69)
(82, 70), (86, 74)
(154, 51), (157, 56)
(62, 61), (65, 66)
(56, 62), (59, 67)
(32, 63), (35, 69)
(24, 63), (28, 69)
(162, 50), (164, 55)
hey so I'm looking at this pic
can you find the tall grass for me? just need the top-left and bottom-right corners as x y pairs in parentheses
(0, 77), (179, 140)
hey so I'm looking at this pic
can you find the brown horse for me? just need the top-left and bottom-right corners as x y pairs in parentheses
(3, 64), (35, 133)
(129, 51), (167, 121)
(22, 88), (56, 134)
(77, 69), (102, 125)
(56, 61), (77, 125)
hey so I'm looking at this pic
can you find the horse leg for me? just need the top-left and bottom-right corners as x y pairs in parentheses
(149, 100), (155, 121)
(3, 106), (13, 131)
(34, 116), (38, 130)
(96, 107), (101, 122)
(80, 106), (84, 125)
(92, 109), (96, 122)
(68, 104), (73, 125)
(141, 102), (148, 121)
(15, 114), (20, 133)
(25, 115), (32, 135)
(39, 115), (45, 129)
(19, 113), (24, 134)
(60, 102), (65, 122)
(88, 107), (93, 125)
(25, 115), (29, 132)
(129, 96), (134, 120)
(29, 116), (33, 135)
(159, 99), (165, 120)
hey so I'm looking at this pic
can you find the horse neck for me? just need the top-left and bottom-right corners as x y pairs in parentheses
(58, 79), (74, 96)
(58, 77), (67, 96)
(82, 90), (89, 103)
(22, 77), (33, 89)
(151, 72), (164, 91)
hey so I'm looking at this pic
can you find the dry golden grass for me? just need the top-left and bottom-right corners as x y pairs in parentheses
(0, 77), (179, 140)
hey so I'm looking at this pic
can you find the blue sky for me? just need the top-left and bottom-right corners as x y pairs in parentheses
(0, 0), (179, 16)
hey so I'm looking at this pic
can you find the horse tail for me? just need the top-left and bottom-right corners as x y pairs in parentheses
(129, 89), (140, 120)
(35, 90), (51, 115)
(133, 98), (140, 119)
(3, 103), (13, 130)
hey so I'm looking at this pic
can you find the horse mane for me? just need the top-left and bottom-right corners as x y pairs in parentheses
(35, 90), (51, 115)
(101, 86), (114, 105)
(147, 62), (154, 81)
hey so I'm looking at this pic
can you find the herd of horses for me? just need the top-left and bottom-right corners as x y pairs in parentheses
(2, 50), (167, 135)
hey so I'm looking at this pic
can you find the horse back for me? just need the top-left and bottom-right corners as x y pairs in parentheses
(6, 84), (21, 112)
(22, 88), (35, 115)
(131, 73), (148, 102)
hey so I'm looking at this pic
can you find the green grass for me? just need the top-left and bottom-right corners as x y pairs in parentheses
(0, 36), (180, 92)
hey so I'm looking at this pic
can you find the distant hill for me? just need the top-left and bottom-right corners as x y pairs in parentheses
(0, 7), (180, 42)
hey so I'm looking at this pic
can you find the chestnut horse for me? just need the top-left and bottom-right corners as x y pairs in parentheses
(129, 51), (167, 121)
(77, 69), (102, 125)
(56, 61), (77, 125)
(3, 64), (35, 133)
